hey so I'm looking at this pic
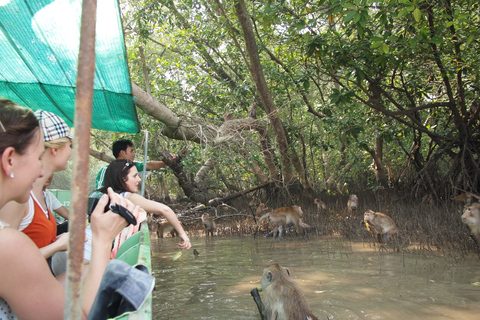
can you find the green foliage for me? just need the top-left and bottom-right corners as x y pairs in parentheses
(117, 0), (480, 197)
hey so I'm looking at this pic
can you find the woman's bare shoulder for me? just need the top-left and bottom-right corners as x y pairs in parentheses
(0, 226), (42, 259)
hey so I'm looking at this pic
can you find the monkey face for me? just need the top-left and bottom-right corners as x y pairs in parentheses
(293, 205), (304, 216)
(462, 203), (480, 227)
(363, 210), (376, 222)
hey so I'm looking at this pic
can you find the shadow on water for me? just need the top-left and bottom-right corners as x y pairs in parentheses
(150, 236), (480, 320)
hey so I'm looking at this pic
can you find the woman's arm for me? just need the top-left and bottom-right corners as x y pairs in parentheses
(128, 193), (191, 250)
(53, 206), (69, 220)
(39, 232), (69, 259)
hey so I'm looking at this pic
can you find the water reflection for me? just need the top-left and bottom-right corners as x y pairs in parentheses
(151, 236), (480, 319)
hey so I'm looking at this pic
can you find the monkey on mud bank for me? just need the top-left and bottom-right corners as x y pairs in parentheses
(258, 205), (313, 238)
(201, 213), (216, 236)
(147, 214), (178, 238)
(363, 209), (398, 244)
(250, 263), (318, 320)
(314, 198), (326, 215)
(462, 202), (480, 246)
(347, 194), (358, 217)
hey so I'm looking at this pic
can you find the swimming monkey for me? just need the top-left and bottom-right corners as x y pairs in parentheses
(250, 263), (318, 320)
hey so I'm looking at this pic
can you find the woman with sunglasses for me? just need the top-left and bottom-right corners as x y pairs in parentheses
(95, 159), (191, 254)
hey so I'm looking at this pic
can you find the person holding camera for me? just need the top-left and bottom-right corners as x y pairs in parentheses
(84, 159), (190, 262)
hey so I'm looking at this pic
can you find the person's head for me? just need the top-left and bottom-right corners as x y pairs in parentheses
(35, 110), (73, 172)
(0, 99), (45, 205)
(112, 139), (134, 161)
(100, 159), (141, 194)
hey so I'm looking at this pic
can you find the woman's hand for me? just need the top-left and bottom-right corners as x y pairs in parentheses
(54, 232), (69, 251)
(178, 233), (191, 250)
(90, 188), (139, 243)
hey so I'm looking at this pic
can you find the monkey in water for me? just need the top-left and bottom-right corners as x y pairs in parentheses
(363, 209), (398, 244)
(258, 205), (312, 238)
(347, 194), (358, 216)
(201, 213), (216, 236)
(462, 202), (480, 246)
(250, 263), (318, 320)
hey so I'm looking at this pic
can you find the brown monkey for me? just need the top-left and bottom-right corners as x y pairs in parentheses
(462, 202), (480, 246)
(314, 198), (326, 214)
(258, 206), (312, 238)
(363, 209), (398, 244)
(453, 193), (473, 206)
(248, 101), (259, 119)
(250, 263), (318, 320)
(201, 213), (216, 236)
(223, 112), (234, 121)
(147, 212), (178, 238)
(421, 193), (433, 205)
(347, 194), (358, 216)
(157, 220), (178, 238)
(255, 203), (269, 217)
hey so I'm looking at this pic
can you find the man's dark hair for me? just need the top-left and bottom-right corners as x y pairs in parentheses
(112, 139), (133, 158)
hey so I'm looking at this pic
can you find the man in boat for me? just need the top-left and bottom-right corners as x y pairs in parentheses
(95, 139), (175, 189)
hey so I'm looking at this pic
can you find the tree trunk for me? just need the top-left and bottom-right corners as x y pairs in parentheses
(89, 148), (114, 163)
(131, 82), (216, 143)
(370, 138), (389, 188)
(235, 0), (297, 184)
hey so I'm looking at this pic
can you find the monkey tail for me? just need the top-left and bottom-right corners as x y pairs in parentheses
(299, 220), (315, 229)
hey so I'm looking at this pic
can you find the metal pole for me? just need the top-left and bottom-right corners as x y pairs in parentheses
(65, 0), (97, 318)
(141, 130), (148, 196)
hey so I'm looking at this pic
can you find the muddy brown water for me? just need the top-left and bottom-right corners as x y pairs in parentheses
(150, 235), (480, 320)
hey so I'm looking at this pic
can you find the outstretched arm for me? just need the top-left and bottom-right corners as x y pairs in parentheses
(128, 193), (191, 250)
(145, 153), (177, 170)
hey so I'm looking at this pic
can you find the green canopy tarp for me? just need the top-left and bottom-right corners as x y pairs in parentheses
(0, 0), (139, 133)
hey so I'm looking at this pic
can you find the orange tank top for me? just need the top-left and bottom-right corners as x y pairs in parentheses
(22, 195), (57, 248)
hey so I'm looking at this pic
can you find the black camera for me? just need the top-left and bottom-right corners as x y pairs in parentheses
(87, 191), (137, 226)
(87, 191), (110, 214)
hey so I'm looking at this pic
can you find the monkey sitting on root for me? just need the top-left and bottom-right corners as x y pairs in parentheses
(250, 263), (318, 320)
